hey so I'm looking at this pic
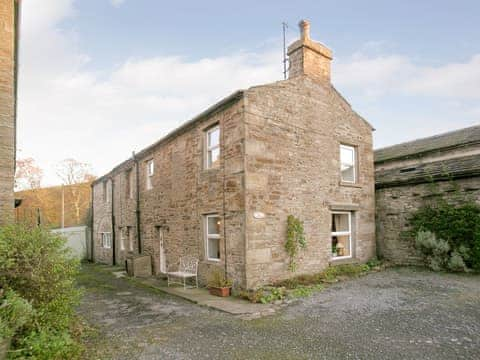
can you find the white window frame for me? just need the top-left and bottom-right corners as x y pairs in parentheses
(331, 211), (353, 260)
(340, 144), (357, 183)
(128, 227), (134, 252)
(101, 232), (112, 249)
(146, 159), (154, 190)
(205, 214), (221, 261)
(205, 125), (220, 169)
(103, 181), (108, 203)
(126, 170), (134, 199)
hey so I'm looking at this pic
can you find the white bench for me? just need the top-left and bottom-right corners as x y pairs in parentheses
(167, 256), (199, 289)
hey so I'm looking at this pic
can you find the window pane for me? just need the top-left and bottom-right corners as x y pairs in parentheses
(341, 165), (355, 182)
(208, 237), (220, 259)
(332, 213), (349, 233)
(340, 146), (355, 182)
(208, 127), (220, 147)
(332, 235), (351, 257)
(207, 216), (220, 235)
(147, 160), (154, 175)
(208, 147), (220, 167)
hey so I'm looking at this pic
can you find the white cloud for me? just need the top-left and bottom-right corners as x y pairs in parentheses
(17, 0), (480, 186)
(333, 53), (480, 100)
(110, 0), (125, 8)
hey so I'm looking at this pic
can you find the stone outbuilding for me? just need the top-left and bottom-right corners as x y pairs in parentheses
(91, 21), (376, 289)
(375, 125), (480, 265)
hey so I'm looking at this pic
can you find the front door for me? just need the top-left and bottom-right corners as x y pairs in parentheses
(159, 228), (167, 273)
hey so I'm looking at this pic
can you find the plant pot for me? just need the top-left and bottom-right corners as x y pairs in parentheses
(0, 337), (10, 360)
(208, 286), (231, 297)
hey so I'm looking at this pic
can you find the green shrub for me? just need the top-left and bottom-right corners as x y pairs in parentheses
(0, 224), (82, 359)
(448, 251), (467, 272)
(0, 290), (33, 340)
(285, 215), (306, 272)
(410, 201), (480, 270)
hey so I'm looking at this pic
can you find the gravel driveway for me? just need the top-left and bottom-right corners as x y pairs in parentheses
(77, 264), (480, 360)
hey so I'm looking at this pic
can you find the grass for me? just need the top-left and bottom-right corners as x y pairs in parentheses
(240, 260), (384, 304)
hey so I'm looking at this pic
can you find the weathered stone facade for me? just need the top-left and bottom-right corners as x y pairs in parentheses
(375, 126), (480, 265)
(0, 0), (19, 225)
(92, 20), (376, 289)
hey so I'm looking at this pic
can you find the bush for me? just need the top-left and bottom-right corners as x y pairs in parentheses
(410, 201), (480, 270)
(0, 224), (81, 359)
(0, 290), (33, 340)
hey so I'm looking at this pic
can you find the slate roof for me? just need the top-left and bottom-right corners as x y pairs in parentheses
(374, 125), (480, 163)
(375, 154), (480, 188)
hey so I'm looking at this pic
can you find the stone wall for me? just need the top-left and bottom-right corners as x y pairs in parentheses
(92, 97), (247, 287)
(0, 1), (17, 225)
(375, 177), (480, 265)
(243, 76), (376, 289)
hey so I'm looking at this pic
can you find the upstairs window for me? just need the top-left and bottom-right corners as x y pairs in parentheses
(340, 144), (356, 183)
(101, 232), (112, 249)
(205, 125), (220, 169)
(102, 181), (107, 202)
(126, 169), (133, 199)
(146, 159), (154, 190)
(205, 214), (220, 261)
(104, 180), (112, 203)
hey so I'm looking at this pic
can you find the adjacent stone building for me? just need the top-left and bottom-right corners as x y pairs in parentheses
(0, 0), (20, 225)
(92, 20), (376, 289)
(375, 125), (480, 265)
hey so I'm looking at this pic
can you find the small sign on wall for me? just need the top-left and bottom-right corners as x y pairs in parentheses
(253, 211), (265, 219)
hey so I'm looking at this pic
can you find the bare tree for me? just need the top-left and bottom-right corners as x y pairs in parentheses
(56, 159), (96, 225)
(15, 157), (43, 191)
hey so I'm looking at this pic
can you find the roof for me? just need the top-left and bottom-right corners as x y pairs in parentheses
(375, 154), (480, 188)
(374, 125), (480, 163)
(92, 90), (244, 185)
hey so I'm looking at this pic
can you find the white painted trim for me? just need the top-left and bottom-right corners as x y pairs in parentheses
(331, 211), (353, 260)
(340, 144), (357, 183)
(205, 214), (221, 261)
(205, 125), (220, 169)
(101, 232), (112, 249)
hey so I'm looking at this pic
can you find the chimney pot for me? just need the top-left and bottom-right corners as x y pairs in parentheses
(299, 20), (310, 40)
(287, 20), (333, 82)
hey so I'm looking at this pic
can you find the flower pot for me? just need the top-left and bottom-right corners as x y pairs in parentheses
(208, 286), (231, 297)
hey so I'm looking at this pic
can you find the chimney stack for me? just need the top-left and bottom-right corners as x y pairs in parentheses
(287, 20), (332, 82)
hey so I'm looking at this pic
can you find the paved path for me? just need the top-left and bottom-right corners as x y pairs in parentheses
(77, 264), (480, 360)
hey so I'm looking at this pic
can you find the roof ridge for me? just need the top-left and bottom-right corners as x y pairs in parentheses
(375, 124), (480, 153)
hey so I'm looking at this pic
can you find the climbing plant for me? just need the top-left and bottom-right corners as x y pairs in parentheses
(285, 215), (307, 272)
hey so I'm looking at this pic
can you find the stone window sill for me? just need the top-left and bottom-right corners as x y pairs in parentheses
(339, 181), (362, 188)
(328, 257), (359, 266)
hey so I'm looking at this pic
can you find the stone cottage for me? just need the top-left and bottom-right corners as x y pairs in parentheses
(0, 0), (20, 225)
(375, 125), (480, 264)
(92, 20), (376, 289)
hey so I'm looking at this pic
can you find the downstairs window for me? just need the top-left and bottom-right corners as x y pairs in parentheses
(331, 212), (353, 259)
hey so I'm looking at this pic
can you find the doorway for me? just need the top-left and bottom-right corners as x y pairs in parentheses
(158, 227), (167, 274)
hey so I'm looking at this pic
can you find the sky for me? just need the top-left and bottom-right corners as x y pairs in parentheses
(17, 0), (480, 185)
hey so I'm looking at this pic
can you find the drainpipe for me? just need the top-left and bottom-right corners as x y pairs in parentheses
(133, 152), (142, 254)
(111, 177), (116, 266)
(90, 183), (95, 262)
(221, 121), (228, 280)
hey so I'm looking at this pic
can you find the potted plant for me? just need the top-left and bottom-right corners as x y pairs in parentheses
(332, 244), (338, 258)
(207, 269), (233, 297)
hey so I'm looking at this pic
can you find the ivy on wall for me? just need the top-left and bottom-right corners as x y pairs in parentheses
(285, 215), (307, 272)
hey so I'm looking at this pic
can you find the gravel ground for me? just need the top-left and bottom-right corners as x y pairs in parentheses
(77, 264), (480, 360)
